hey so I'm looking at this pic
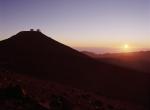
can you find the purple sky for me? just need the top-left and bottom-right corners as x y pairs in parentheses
(0, 0), (150, 53)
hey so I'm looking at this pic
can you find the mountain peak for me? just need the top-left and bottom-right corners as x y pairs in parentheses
(18, 31), (41, 34)
(13, 30), (47, 39)
(5, 30), (58, 45)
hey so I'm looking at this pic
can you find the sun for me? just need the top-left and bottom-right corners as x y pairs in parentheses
(124, 44), (129, 49)
(121, 44), (131, 52)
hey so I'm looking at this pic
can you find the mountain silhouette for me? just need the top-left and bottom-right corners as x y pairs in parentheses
(83, 51), (150, 73)
(0, 31), (103, 82)
(0, 31), (149, 106)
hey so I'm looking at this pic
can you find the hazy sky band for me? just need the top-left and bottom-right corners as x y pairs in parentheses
(0, 0), (150, 53)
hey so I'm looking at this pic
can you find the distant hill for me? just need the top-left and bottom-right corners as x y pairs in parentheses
(0, 31), (149, 107)
(82, 51), (150, 73)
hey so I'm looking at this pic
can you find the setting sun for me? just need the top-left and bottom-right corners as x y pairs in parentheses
(121, 44), (131, 52)
(124, 44), (129, 49)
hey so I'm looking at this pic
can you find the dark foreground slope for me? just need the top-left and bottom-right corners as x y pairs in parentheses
(0, 31), (149, 107)
(0, 69), (148, 110)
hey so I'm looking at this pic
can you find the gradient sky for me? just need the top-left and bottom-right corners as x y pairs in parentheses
(0, 0), (150, 53)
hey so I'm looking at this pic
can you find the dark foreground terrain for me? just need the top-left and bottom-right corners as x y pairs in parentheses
(0, 31), (149, 109)
(0, 69), (148, 110)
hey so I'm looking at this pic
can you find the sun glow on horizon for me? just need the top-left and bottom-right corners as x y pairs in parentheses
(121, 44), (131, 52)
(124, 44), (129, 49)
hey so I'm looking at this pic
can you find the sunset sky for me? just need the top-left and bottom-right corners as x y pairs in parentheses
(0, 0), (150, 53)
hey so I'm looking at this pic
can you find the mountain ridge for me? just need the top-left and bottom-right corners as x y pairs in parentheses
(0, 31), (149, 106)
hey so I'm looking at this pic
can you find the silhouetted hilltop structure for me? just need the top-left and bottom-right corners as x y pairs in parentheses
(0, 31), (149, 107)
(36, 29), (41, 32)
